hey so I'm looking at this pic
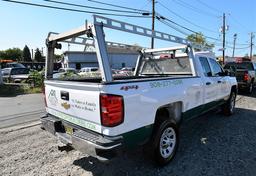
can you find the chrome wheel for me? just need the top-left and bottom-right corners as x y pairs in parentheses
(159, 127), (176, 159)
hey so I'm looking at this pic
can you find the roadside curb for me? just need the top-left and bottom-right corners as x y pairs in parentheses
(0, 121), (41, 133)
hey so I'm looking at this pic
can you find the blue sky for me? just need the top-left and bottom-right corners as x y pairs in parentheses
(0, 0), (255, 57)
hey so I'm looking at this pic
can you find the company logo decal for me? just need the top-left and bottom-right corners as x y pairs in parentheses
(48, 89), (57, 106)
(61, 102), (71, 110)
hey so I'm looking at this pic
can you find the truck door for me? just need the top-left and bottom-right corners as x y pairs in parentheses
(199, 57), (219, 104)
(208, 58), (230, 99)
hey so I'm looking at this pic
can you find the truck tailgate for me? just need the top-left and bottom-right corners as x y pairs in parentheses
(44, 80), (102, 133)
(235, 69), (247, 82)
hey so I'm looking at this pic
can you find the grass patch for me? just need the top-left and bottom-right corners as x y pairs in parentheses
(0, 84), (42, 97)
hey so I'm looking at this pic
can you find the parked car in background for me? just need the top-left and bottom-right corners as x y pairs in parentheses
(0, 67), (3, 85)
(2, 67), (30, 83)
(5, 62), (26, 68)
(79, 67), (99, 73)
(58, 68), (77, 73)
(53, 68), (77, 79)
(224, 61), (256, 93)
(119, 67), (134, 76)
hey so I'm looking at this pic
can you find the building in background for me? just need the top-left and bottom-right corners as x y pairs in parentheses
(62, 47), (140, 70)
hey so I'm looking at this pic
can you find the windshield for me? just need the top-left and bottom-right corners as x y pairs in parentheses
(224, 62), (253, 70)
(10, 68), (29, 75)
(7, 63), (26, 68)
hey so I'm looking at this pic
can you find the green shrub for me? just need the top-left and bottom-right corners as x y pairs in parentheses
(29, 70), (44, 87)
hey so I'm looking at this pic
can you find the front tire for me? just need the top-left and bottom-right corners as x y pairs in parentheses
(152, 120), (179, 165)
(222, 91), (236, 116)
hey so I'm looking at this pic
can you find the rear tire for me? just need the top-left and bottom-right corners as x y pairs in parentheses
(222, 91), (236, 116)
(151, 120), (179, 166)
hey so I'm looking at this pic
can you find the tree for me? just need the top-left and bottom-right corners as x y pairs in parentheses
(34, 48), (43, 62)
(187, 33), (214, 51)
(22, 45), (32, 62)
(0, 48), (22, 61)
(54, 54), (63, 62)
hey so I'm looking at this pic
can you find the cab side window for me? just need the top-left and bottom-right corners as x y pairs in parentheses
(208, 58), (224, 76)
(199, 57), (212, 77)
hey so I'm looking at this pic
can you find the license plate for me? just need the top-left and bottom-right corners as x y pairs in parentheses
(64, 126), (73, 135)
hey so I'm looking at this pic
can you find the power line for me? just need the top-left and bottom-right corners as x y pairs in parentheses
(158, 19), (190, 36)
(2, 0), (151, 18)
(196, 0), (222, 14)
(171, 0), (219, 18)
(44, 0), (143, 14)
(155, 11), (247, 47)
(160, 16), (200, 34)
(229, 15), (251, 33)
(87, 0), (149, 13)
(155, 12), (221, 42)
(157, 1), (219, 34)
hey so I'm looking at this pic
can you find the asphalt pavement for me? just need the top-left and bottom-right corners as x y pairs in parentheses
(0, 93), (45, 128)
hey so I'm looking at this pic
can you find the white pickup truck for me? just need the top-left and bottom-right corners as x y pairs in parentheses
(41, 16), (237, 165)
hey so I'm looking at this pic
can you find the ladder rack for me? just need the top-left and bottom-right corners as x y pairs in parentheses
(48, 32), (141, 51)
(93, 15), (211, 51)
(93, 15), (189, 45)
(45, 15), (211, 81)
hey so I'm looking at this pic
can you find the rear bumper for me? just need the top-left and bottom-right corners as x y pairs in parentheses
(41, 114), (123, 161)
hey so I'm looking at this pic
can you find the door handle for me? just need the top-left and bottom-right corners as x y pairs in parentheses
(217, 80), (222, 83)
(206, 82), (211, 85)
(61, 91), (69, 101)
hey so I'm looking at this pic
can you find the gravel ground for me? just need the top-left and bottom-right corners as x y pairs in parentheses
(1, 91), (256, 176)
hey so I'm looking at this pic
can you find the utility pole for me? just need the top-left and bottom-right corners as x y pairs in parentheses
(31, 49), (34, 61)
(222, 13), (226, 64)
(151, 0), (155, 49)
(232, 33), (237, 58)
(249, 32), (254, 60)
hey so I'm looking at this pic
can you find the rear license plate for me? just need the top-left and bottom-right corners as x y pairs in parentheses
(64, 126), (73, 135)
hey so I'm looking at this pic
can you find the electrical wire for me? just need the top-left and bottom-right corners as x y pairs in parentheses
(155, 12), (221, 43)
(87, 0), (149, 13)
(158, 19), (190, 36)
(157, 1), (219, 34)
(44, 0), (144, 14)
(1, 0), (151, 18)
(196, 0), (222, 14)
(229, 15), (251, 33)
(87, 0), (219, 43)
(171, 0), (219, 18)
(159, 16), (200, 34)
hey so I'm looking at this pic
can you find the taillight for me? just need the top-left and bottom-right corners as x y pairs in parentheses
(42, 84), (47, 107)
(100, 94), (124, 127)
(243, 72), (249, 81)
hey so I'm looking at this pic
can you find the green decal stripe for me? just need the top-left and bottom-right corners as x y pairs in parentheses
(182, 99), (226, 120)
(121, 124), (154, 148)
(47, 108), (100, 133)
